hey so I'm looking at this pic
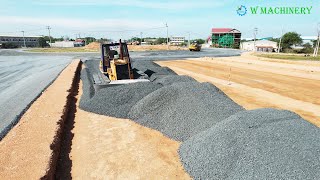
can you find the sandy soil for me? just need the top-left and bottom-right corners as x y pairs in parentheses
(0, 60), (80, 179)
(68, 82), (190, 179)
(85, 42), (187, 51)
(157, 53), (320, 127)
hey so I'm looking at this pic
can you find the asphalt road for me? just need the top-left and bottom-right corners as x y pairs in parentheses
(0, 51), (76, 139)
(0, 48), (241, 139)
(130, 48), (242, 61)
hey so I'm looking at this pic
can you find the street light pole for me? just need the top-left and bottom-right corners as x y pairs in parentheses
(140, 32), (143, 46)
(21, 31), (26, 48)
(313, 23), (320, 57)
(46, 26), (52, 46)
(166, 23), (169, 50)
(253, 27), (258, 51)
(188, 32), (190, 47)
(278, 28), (284, 53)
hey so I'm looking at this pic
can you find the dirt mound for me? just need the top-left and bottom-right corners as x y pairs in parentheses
(85, 42), (100, 50)
(179, 109), (320, 179)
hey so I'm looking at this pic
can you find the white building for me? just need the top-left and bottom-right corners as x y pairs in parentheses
(240, 40), (278, 52)
(170, 36), (185, 45)
(50, 41), (76, 48)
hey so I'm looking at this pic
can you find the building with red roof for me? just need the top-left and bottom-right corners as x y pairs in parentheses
(210, 28), (241, 48)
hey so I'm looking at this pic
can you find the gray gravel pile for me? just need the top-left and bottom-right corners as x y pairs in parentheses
(132, 61), (177, 77)
(79, 68), (95, 103)
(150, 75), (197, 86)
(128, 82), (244, 141)
(79, 82), (162, 118)
(151, 75), (196, 86)
(83, 60), (100, 74)
(179, 108), (320, 180)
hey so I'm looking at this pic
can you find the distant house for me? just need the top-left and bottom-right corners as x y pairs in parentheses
(50, 39), (85, 48)
(211, 28), (241, 48)
(170, 36), (185, 45)
(144, 38), (157, 45)
(0, 35), (40, 47)
(240, 40), (278, 52)
(74, 39), (85, 47)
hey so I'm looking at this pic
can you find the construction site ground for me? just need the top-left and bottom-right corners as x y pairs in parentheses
(66, 82), (190, 179)
(60, 52), (320, 179)
(1, 51), (319, 179)
(157, 52), (320, 127)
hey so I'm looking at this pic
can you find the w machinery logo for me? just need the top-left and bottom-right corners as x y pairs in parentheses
(237, 5), (247, 16)
(236, 5), (312, 16)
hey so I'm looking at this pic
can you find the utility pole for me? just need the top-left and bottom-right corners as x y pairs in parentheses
(46, 26), (52, 46)
(166, 23), (169, 49)
(188, 32), (191, 47)
(253, 27), (258, 51)
(278, 28), (284, 53)
(21, 31), (26, 48)
(313, 23), (320, 57)
(140, 32), (143, 45)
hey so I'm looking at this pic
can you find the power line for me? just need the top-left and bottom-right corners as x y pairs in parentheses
(84, 26), (166, 33)
(24, 28), (46, 33)
(0, 27), (46, 34)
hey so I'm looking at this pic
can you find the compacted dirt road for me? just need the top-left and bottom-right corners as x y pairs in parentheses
(63, 82), (190, 179)
(157, 53), (320, 127)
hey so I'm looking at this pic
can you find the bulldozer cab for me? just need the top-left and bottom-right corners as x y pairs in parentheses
(100, 40), (134, 81)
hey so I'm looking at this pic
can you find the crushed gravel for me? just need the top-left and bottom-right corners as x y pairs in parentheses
(128, 82), (244, 141)
(82, 59), (100, 75)
(79, 82), (162, 118)
(79, 60), (163, 118)
(79, 68), (95, 103)
(132, 60), (177, 77)
(151, 75), (196, 86)
(179, 108), (320, 180)
(79, 60), (320, 180)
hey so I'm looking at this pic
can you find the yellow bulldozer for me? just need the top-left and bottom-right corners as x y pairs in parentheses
(189, 41), (202, 51)
(99, 40), (149, 85)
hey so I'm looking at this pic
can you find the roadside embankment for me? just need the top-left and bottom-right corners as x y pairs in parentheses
(0, 60), (81, 179)
(156, 55), (320, 127)
(69, 81), (190, 179)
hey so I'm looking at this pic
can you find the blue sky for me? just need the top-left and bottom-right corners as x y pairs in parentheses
(0, 0), (319, 40)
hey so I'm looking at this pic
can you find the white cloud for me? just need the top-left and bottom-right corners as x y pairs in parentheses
(34, 0), (228, 10)
(0, 16), (160, 30)
(0, 15), (209, 39)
